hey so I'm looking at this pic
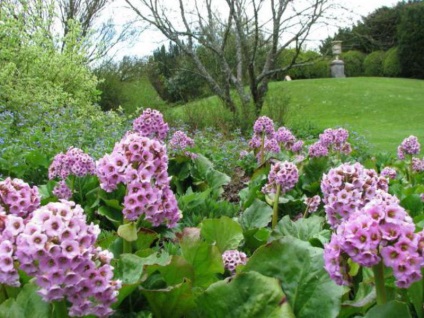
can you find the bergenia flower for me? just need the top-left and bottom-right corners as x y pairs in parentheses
(262, 161), (299, 194)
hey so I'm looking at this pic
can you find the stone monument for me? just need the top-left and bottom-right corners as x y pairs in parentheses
(330, 41), (345, 78)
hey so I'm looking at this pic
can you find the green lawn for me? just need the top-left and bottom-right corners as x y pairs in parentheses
(270, 77), (424, 153)
(167, 77), (424, 154)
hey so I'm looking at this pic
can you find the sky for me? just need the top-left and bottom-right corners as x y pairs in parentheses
(107, 0), (400, 60)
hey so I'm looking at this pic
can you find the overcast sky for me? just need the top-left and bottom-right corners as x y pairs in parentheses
(108, 0), (400, 60)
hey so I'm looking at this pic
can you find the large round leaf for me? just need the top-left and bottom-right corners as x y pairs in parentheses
(242, 237), (344, 318)
(197, 271), (295, 318)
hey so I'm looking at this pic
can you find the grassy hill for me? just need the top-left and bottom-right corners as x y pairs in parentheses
(168, 77), (424, 154)
(274, 77), (424, 153)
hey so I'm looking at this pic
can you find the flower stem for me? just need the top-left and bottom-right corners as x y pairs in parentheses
(372, 261), (387, 305)
(260, 134), (265, 165)
(303, 205), (309, 219)
(0, 285), (8, 303)
(272, 185), (281, 229)
(122, 219), (133, 254)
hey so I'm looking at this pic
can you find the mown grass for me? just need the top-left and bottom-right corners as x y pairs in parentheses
(279, 77), (424, 153)
(166, 77), (424, 154)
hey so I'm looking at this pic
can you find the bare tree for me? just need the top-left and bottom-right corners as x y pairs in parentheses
(125, 0), (335, 117)
(57, 0), (138, 61)
(0, 0), (138, 62)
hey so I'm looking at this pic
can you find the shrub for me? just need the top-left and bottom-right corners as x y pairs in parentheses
(397, 2), (424, 78)
(363, 51), (385, 76)
(278, 49), (328, 80)
(383, 47), (401, 77)
(341, 50), (366, 77)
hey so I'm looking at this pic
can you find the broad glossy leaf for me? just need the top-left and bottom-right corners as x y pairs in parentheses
(0, 283), (49, 318)
(142, 280), (196, 318)
(408, 276), (423, 318)
(117, 222), (137, 242)
(200, 217), (243, 253)
(156, 255), (194, 286)
(363, 300), (411, 318)
(180, 238), (224, 288)
(273, 215), (325, 241)
(240, 199), (273, 230)
(401, 194), (423, 217)
(115, 253), (145, 284)
(197, 271), (295, 318)
(242, 237), (344, 318)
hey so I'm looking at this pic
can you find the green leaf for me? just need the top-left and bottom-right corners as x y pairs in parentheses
(197, 271), (295, 318)
(113, 283), (139, 309)
(242, 237), (344, 318)
(0, 283), (49, 318)
(25, 150), (49, 168)
(115, 253), (145, 285)
(240, 199), (273, 231)
(180, 238), (224, 288)
(117, 222), (138, 242)
(205, 169), (230, 189)
(0, 299), (24, 318)
(200, 217), (243, 253)
(243, 228), (271, 253)
(239, 175), (267, 209)
(135, 228), (158, 251)
(400, 194), (423, 217)
(408, 276), (423, 318)
(142, 280), (196, 318)
(301, 157), (329, 192)
(363, 300), (412, 318)
(102, 198), (123, 211)
(156, 256), (194, 286)
(97, 206), (123, 225)
(273, 215), (325, 241)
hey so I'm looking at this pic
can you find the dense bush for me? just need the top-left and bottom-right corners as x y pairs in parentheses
(363, 51), (385, 76)
(277, 49), (329, 80)
(0, 9), (127, 184)
(94, 57), (165, 114)
(147, 44), (209, 103)
(397, 2), (424, 78)
(341, 50), (366, 77)
(383, 47), (401, 77)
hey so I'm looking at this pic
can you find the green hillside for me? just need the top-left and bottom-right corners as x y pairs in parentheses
(273, 77), (424, 153)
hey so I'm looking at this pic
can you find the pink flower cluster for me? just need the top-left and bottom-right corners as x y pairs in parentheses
(275, 127), (296, 150)
(97, 132), (181, 227)
(321, 163), (388, 228)
(133, 108), (169, 141)
(49, 147), (96, 200)
(16, 201), (120, 317)
(249, 117), (304, 163)
(324, 197), (424, 288)
(0, 177), (40, 218)
(304, 195), (321, 213)
(168, 130), (197, 159)
(308, 141), (329, 158)
(53, 180), (73, 200)
(222, 250), (248, 274)
(49, 147), (96, 180)
(0, 179), (40, 286)
(412, 157), (424, 172)
(397, 135), (420, 160)
(380, 167), (397, 180)
(262, 161), (299, 194)
(0, 213), (27, 286)
(308, 128), (352, 158)
(253, 116), (275, 137)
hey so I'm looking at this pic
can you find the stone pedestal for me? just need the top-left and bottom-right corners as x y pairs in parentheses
(331, 59), (346, 78)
